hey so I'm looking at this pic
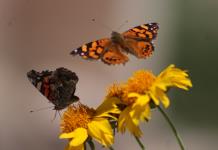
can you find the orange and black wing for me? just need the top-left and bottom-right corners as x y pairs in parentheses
(123, 23), (159, 41)
(71, 38), (128, 65)
(71, 38), (110, 60)
(122, 23), (159, 58)
(101, 43), (129, 65)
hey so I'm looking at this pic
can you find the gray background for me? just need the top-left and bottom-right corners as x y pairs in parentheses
(0, 0), (217, 150)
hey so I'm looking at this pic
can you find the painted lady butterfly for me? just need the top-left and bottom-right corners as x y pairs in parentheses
(27, 67), (79, 110)
(71, 23), (159, 65)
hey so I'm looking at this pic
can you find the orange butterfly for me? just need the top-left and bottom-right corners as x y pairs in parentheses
(71, 23), (159, 65)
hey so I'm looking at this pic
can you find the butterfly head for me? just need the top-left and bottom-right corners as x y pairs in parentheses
(111, 31), (124, 44)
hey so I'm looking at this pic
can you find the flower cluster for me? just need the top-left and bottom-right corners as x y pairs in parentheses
(59, 64), (192, 150)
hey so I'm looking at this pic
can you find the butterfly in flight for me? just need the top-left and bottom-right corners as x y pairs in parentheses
(27, 67), (79, 111)
(71, 23), (159, 65)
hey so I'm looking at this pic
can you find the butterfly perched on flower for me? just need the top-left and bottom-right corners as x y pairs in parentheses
(27, 67), (79, 110)
(71, 23), (159, 65)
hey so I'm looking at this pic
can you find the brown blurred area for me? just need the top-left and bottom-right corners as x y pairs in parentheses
(0, 0), (218, 150)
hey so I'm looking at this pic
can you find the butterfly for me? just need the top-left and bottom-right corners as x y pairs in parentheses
(27, 67), (79, 110)
(71, 23), (159, 65)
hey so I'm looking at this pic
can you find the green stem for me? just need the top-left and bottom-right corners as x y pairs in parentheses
(134, 136), (145, 150)
(157, 106), (185, 150)
(87, 139), (95, 150)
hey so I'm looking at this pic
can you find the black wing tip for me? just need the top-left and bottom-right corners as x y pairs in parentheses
(147, 22), (159, 29)
(26, 69), (35, 76)
(26, 69), (38, 80)
(70, 49), (78, 55)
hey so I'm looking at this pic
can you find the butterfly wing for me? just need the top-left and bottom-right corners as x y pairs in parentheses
(125, 39), (154, 58)
(101, 43), (129, 65)
(71, 38), (111, 60)
(50, 68), (79, 110)
(27, 68), (79, 110)
(122, 23), (159, 58)
(27, 69), (52, 96)
(123, 23), (159, 41)
(71, 38), (128, 65)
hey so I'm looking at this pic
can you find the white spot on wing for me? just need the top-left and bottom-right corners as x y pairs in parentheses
(73, 49), (78, 52)
(36, 82), (42, 91)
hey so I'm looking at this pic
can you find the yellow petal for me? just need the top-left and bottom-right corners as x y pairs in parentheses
(95, 97), (121, 119)
(88, 118), (113, 147)
(149, 89), (160, 106)
(156, 89), (170, 108)
(157, 64), (192, 90)
(118, 106), (142, 137)
(128, 93), (151, 124)
(131, 94), (150, 108)
(64, 143), (84, 150)
(60, 128), (88, 147)
(117, 107), (129, 133)
(141, 104), (151, 120)
(128, 92), (141, 98)
(173, 79), (193, 90)
(60, 132), (74, 139)
(155, 82), (168, 91)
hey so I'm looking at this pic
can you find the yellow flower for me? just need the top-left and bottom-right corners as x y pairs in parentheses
(116, 93), (151, 137)
(105, 64), (192, 137)
(148, 64), (192, 108)
(59, 102), (120, 150)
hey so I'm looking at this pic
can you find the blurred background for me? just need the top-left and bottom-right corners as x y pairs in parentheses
(0, 0), (218, 150)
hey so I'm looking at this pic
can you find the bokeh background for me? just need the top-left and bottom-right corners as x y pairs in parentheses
(0, 0), (218, 150)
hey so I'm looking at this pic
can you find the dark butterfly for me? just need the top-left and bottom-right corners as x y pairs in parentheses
(27, 67), (79, 110)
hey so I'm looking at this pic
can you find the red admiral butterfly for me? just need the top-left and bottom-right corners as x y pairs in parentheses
(27, 67), (79, 110)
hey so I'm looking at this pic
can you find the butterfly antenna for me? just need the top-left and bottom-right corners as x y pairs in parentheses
(51, 110), (63, 122)
(51, 110), (58, 122)
(58, 111), (62, 118)
(91, 18), (113, 32)
(116, 20), (129, 31)
(29, 106), (54, 113)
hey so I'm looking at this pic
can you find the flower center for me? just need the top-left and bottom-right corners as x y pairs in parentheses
(106, 84), (124, 99)
(106, 71), (156, 105)
(122, 70), (156, 104)
(60, 104), (95, 133)
(126, 70), (156, 93)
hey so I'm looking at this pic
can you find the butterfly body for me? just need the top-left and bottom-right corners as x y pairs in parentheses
(111, 31), (125, 45)
(27, 67), (79, 110)
(71, 23), (159, 65)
